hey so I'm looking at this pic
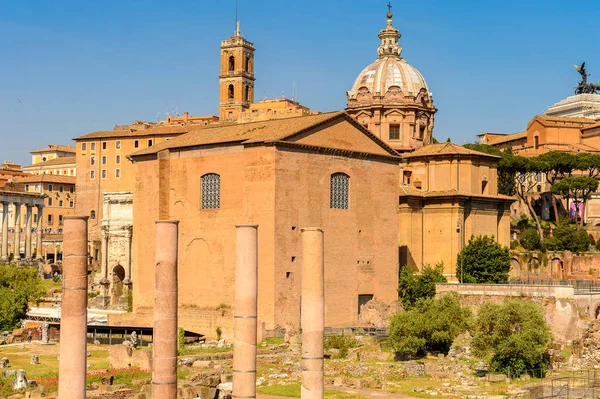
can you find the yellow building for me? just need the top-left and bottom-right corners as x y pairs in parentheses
(28, 145), (75, 165)
(20, 174), (76, 233)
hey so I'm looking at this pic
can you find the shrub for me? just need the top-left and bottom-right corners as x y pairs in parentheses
(324, 334), (357, 359)
(457, 235), (511, 283)
(519, 228), (542, 251)
(472, 299), (551, 376)
(398, 262), (447, 309)
(0, 265), (45, 330)
(216, 326), (222, 341)
(389, 293), (471, 357)
(544, 217), (590, 253)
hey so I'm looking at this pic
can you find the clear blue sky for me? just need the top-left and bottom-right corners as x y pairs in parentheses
(1, 0), (599, 166)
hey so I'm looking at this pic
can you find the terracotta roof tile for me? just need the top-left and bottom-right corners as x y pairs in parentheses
(23, 156), (76, 169)
(18, 174), (76, 185)
(129, 112), (396, 158)
(74, 125), (198, 140)
(402, 142), (500, 159)
(529, 114), (596, 129)
(488, 131), (527, 146)
(30, 145), (76, 154)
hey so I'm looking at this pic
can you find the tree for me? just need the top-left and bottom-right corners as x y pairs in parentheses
(457, 235), (511, 283)
(543, 217), (590, 253)
(398, 262), (447, 309)
(533, 152), (579, 223)
(551, 176), (598, 228)
(519, 228), (542, 251)
(389, 293), (471, 356)
(575, 152), (600, 179)
(472, 299), (552, 376)
(0, 265), (44, 331)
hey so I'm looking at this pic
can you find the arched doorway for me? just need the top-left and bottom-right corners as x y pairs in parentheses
(111, 265), (126, 306)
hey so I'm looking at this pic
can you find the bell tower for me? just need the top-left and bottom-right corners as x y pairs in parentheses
(219, 22), (255, 121)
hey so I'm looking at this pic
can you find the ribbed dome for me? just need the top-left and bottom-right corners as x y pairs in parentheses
(348, 56), (429, 98)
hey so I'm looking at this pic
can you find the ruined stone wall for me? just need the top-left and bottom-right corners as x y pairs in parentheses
(436, 284), (585, 343)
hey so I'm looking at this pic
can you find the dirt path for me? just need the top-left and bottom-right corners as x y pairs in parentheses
(257, 385), (418, 399)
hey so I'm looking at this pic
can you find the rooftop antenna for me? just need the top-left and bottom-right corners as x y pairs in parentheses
(292, 81), (296, 102)
(282, 91), (285, 99)
(235, 0), (240, 36)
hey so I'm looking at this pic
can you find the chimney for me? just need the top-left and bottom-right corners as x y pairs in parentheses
(184, 112), (189, 123)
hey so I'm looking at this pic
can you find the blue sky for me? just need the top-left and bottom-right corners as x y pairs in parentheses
(1, 0), (599, 166)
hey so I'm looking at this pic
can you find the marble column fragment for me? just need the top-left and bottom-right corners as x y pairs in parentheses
(58, 216), (89, 399)
(301, 228), (324, 399)
(24, 205), (32, 259)
(233, 225), (259, 399)
(152, 220), (179, 399)
(13, 203), (21, 260)
(1, 202), (8, 262)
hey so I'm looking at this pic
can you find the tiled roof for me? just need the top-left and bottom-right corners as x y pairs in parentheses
(488, 131), (527, 146)
(401, 142), (500, 159)
(399, 185), (515, 201)
(18, 174), (76, 185)
(528, 114), (596, 129)
(30, 145), (76, 154)
(23, 156), (76, 169)
(74, 124), (200, 140)
(582, 121), (600, 132)
(129, 112), (399, 158)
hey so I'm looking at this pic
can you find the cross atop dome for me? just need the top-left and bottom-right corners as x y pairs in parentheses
(378, 3), (402, 58)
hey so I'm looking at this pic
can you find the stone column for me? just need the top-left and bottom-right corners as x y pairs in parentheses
(58, 216), (89, 399)
(123, 227), (132, 285)
(13, 203), (21, 261)
(1, 202), (9, 262)
(152, 220), (179, 399)
(24, 205), (32, 259)
(100, 229), (109, 281)
(233, 225), (259, 399)
(36, 205), (43, 260)
(301, 228), (324, 399)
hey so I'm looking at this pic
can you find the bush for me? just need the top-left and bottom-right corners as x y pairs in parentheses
(398, 262), (447, 309)
(0, 265), (45, 330)
(544, 217), (590, 253)
(472, 299), (551, 376)
(595, 239), (600, 251)
(216, 326), (222, 341)
(324, 334), (357, 359)
(389, 293), (471, 357)
(519, 228), (542, 251)
(457, 235), (511, 283)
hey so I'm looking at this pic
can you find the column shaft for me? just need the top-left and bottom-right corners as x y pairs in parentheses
(58, 216), (89, 399)
(13, 203), (21, 260)
(233, 225), (259, 399)
(124, 228), (132, 283)
(36, 206), (43, 259)
(152, 220), (179, 399)
(100, 231), (108, 280)
(301, 228), (324, 399)
(1, 202), (9, 262)
(24, 205), (32, 259)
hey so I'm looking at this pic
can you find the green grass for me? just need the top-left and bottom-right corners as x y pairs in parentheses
(41, 278), (62, 293)
(263, 337), (285, 345)
(178, 345), (233, 356)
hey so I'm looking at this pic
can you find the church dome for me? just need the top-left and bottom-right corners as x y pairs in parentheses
(348, 56), (429, 98)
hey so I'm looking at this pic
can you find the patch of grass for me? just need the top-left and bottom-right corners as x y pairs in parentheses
(178, 345), (232, 356)
(258, 384), (301, 397)
(263, 337), (284, 345)
(41, 278), (62, 293)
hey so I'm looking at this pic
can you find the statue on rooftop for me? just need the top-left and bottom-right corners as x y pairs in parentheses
(574, 62), (600, 94)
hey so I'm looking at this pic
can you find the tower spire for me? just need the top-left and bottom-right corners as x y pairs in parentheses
(377, 3), (402, 58)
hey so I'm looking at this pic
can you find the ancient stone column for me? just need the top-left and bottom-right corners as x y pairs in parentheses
(301, 228), (324, 399)
(233, 225), (259, 399)
(58, 216), (89, 399)
(100, 228), (108, 281)
(36, 205), (43, 259)
(13, 203), (21, 260)
(24, 205), (32, 259)
(1, 202), (9, 262)
(123, 227), (132, 285)
(152, 220), (179, 399)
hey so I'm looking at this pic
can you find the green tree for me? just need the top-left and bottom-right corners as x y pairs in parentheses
(389, 293), (471, 356)
(0, 265), (44, 331)
(519, 228), (542, 251)
(398, 263), (447, 309)
(533, 151), (579, 223)
(551, 176), (598, 229)
(544, 217), (590, 253)
(472, 299), (552, 376)
(457, 235), (511, 283)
